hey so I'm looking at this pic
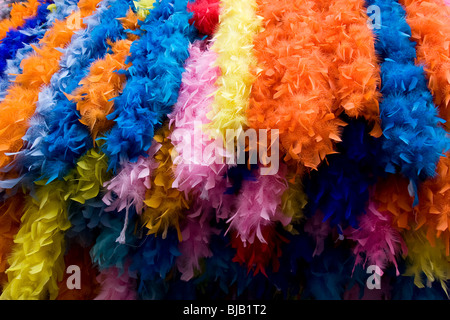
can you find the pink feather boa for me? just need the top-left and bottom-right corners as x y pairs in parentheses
(94, 264), (137, 300)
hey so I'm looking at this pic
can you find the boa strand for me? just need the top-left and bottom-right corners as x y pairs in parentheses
(346, 201), (407, 276)
(141, 126), (190, 240)
(0, 0), (102, 175)
(403, 228), (450, 296)
(399, 0), (450, 131)
(34, 0), (136, 183)
(169, 40), (229, 211)
(280, 172), (307, 234)
(226, 164), (291, 245)
(187, 0), (220, 36)
(207, 0), (261, 141)
(94, 263), (137, 300)
(246, 0), (346, 170)
(305, 118), (385, 229)
(416, 155), (450, 255)
(0, 0), (53, 78)
(366, 0), (449, 203)
(321, 0), (382, 132)
(0, 0), (40, 41)
(1, 148), (109, 300)
(0, 0), (12, 20)
(103, 0), (194, 172)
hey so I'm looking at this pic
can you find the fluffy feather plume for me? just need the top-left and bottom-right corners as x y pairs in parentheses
(372, 175), (415, 230)
(94, 264), (137, 300)
(416, 155), (450, 255)
(246, 0), (346, 170)
(1, 148), (109, 300)
(0, 0), (40, 41)
(346, 201), (407, 276)
(34, 0), (138, 183)
(103, 0), (194, 172)
(280, 172), (307, 234)
(103, 143), (160, 215)
(142, 126), (190, 240)
(133, 0), (155, 20)
(226, 164), (291, 245)
(0, 0), (103, 176)
(320, 0), (382, 132)
(56, 244), (101, 300)
(0, 0), (53, 78)
(399, 0), (450, 131)
(187, 0), (220, 36)
(169, 40), (229, 210)
(207, 0), (261, 141)
(365, 0), (449, 202)
(70, 39), (133, 141)
(403, 228), (450, 296)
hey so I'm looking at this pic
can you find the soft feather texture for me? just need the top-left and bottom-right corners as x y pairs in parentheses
(403, 228), (450, 296)
(207, 0), (261, 141)
(103, 0), (194, 172)
(0, 0), (103, 178)
(399, 0), (450, 131)
(304, 118), (385, 229)
(346, 201), (407, 276)
(246, 0), (346, 170)
(94, 263), (137, 300)
(1, 148), (109, 300)
(0, 0), (40, 41)
(187, 0), (220, 36)
(366, 0), (449, 204)
(0, 0), (12, 20)
(141, 126), (190, 240)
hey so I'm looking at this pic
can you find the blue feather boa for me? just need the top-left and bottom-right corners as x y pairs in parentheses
(102, 0), (195, 172)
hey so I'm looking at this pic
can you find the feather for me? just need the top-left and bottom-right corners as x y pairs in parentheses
(187, 0), (220, 36)
(103, 0), (195, 172)
(0, 0), (40, 41)
(94, 263), (137, 300)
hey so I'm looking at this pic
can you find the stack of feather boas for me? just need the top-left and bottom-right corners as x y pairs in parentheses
(0, 0), (449, 300)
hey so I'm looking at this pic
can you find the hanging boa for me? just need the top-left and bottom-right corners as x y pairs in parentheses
(365, 0), (449, 205)
(207, 0), (261, 141)
(246, 0), (345, 170)
(103, 0), (194, 172)
(0, 0), (102, 174)
(1, 148), (109, 300)
(399, 0), (450, 131)
(320, 0), (382, 134)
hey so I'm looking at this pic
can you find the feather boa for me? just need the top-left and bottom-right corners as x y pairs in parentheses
(226, 165), (291, 245)
(0, 0), (102, 174)
(321, 0), (382, 132)
(366, 0), (449, 204)
(281, 173), (307, 234)
(103, 0), (194, 172)
(33, 0), (136, 183)
(187, 0), (219, 36)
(94, 264), (137, 300)
(399, 0), (450, 131)
(403, 228), (450, 295)
(207, 0), (261, 141)
(346, 201), (407, 276)
(416, 155), (450, 255)
(0, 0), (53, 78)
(246, 0), (345, 170)
(56, 244), (100, 300)
(129, 228), (180, 298)
(0, 0), (40, 41)
(1, 148), (108, 299)
(305, 118), (385, 229)
(141, 126), (190, 240)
